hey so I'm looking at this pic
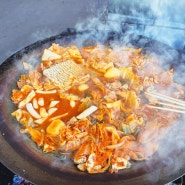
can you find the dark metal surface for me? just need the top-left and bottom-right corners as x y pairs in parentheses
(0, 0), (107, 65)
(1, 30), (185, 185)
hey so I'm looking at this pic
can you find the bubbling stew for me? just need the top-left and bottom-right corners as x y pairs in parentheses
(11, 43), (185, 173)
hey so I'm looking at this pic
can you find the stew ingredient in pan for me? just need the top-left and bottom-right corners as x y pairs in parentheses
(11, 43), (185, 174)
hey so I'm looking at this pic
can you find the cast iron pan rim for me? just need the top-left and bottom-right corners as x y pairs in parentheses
(0, 29), (184, 185)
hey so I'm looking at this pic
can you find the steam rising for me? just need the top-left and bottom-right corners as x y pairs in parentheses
(74, 0), (185, 183)
(6, 1), (185, 184)
(75, 0), (185, 83)
(15, 1), (183, 182)
(76, 0), (185, 48)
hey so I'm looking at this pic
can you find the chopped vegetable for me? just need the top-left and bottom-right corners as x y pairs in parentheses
(11, 43), (185, 174)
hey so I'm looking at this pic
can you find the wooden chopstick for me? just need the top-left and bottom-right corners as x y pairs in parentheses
(145, 91), (185, 107)
(146, 104), (185, 114)
(154, 101), (185, 110)
(145, 91), (185, 114)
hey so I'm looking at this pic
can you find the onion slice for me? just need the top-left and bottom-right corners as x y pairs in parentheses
(36, 89), (57, 94)
(18, 90), (36, 108)
(48, 108), (58, 116)
(76, 105), (98, 119)
(26, 103), (41, 119)
(49, 100), (59, 108)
